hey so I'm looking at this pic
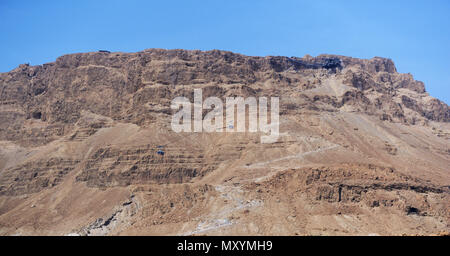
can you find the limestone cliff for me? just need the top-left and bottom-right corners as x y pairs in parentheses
(0, 49), (448, 235)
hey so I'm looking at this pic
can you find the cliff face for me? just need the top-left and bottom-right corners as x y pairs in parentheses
(0, 49), (449, 236)
(1, 49), (448, 147)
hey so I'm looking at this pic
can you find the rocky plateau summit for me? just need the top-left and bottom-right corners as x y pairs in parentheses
(0, 49), (448, 235)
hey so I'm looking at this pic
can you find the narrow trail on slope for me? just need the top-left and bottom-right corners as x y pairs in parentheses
(243, 144), (339, 169)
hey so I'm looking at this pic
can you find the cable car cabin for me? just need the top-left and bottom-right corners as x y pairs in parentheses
(157, 150), (165, 156)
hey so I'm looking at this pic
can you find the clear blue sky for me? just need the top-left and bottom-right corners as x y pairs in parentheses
(1, 0), (449, 104)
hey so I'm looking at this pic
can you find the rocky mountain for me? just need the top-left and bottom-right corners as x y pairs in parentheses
(0, 49), (448, 235)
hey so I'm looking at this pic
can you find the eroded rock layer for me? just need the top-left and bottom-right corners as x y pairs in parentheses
(0, 49), (448, 235)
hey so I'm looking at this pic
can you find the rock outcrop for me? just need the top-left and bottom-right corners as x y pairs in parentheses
(0, 49), (448, 236)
